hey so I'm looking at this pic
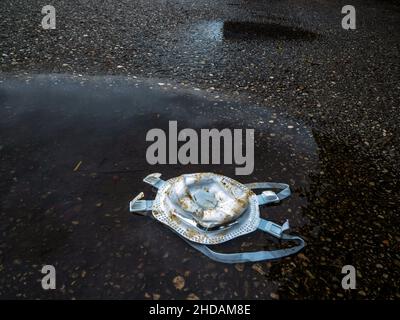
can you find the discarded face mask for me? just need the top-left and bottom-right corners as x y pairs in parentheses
(129, 172), (305, 263)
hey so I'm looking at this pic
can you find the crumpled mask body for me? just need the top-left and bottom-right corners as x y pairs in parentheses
(129, 172), (305, 263)
(166, 173), (251, 229)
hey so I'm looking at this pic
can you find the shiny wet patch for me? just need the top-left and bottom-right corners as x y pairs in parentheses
(222, 21), (318, 41)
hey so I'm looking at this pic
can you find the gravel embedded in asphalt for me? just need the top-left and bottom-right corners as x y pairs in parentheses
(0, 0), (399, 299)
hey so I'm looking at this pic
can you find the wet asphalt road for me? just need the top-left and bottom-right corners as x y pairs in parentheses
(0, 74), (317, 299)
(0, 0), (399, 299)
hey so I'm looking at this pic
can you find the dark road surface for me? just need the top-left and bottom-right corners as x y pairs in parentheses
(0, 74), (317, 299)
(0, 0), (399, 299)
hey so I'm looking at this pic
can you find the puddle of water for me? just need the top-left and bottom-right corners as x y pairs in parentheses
(189, 20), (317, 44)
(0, 74), (318, 299)
(223, 21), (318, 41)
(195, 21), (224, 42)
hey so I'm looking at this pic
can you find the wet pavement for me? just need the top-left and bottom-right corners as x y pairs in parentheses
(0, 0), (399, 300)
(0, 74), (318, 299)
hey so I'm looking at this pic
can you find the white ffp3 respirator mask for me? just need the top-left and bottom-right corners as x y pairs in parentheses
(129, 172), (305, 263)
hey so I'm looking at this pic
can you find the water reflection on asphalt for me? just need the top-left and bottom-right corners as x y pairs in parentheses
(0, 74), (318, 299)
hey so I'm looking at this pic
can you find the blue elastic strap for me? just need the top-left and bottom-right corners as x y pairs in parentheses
(130, 209), (305, 263)
(143, 173), (166, 189)
(245, 182), (291, 205)
(181, 218), (305, 264)
(131, 179), (305, 263)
